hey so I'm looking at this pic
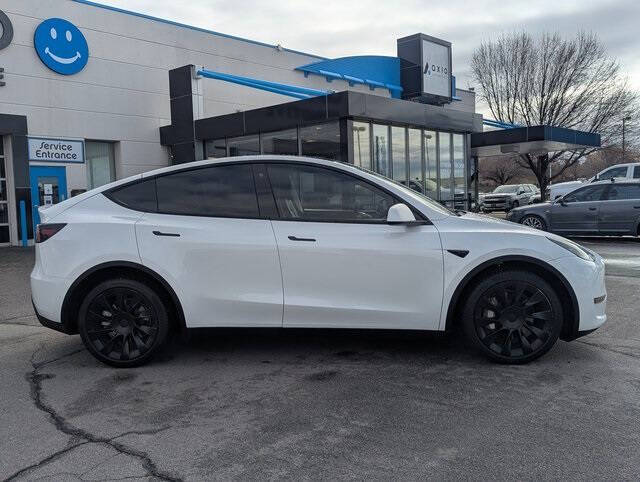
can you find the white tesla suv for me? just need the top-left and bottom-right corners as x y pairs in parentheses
(31, 156), (607, 367)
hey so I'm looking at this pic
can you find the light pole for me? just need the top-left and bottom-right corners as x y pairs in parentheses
(622, 115), (632, 162)
(352, 125), (366, 167)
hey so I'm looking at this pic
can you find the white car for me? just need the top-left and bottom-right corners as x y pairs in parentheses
(31, 156), (607, 367)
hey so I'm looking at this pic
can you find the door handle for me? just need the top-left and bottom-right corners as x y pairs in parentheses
(588, 207), (597, 211)
(153, 230), (180, 237)
(634, 206), (640, 209)
(288, 235), (316, 242)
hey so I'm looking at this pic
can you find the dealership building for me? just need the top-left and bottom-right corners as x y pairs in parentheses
(0, 0), (599, 246)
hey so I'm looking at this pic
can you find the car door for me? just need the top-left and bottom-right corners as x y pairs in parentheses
(265, 162), (444, 330)
(550, 184), (607, 234)
(135, 163), (283, 328)
(598, 183), (640, 234)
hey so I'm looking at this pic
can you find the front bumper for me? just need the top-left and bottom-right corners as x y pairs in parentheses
(549, 253), (607, 339)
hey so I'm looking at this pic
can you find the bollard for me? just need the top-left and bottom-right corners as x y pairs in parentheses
(19, 200), (27, 247)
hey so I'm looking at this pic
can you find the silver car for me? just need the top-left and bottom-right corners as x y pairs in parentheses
(507, 180), (640, 236)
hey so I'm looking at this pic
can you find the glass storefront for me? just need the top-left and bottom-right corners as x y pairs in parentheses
(300, 122), (340, 161)
(372, 124), (389, 177)
(391, 126), (407, 183)
(352, 121), (371, 169)
(453, 133), (466, 208)
(201, 120), (469, 209)
(439, 132), (452, 205)
(424, 130), (437, 199)
(407, 128), (422, 193)
(206, 138), (227, 158)
(262, 129), (298, 156)
(228, 134), (260, 156)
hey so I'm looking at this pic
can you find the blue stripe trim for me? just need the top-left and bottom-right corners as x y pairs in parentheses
(197, 69), (331, 99)
(70, 0), (327, 60)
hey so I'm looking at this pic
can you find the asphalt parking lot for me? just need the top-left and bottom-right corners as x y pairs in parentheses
(2, 239), (640, 481)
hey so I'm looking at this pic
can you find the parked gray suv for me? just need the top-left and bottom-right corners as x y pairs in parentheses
(507, 180), (640, 236)
(481, 184), (538, 212)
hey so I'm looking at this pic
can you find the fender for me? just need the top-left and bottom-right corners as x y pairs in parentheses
(443, 255), (580, 340)
(60, 260), (186, 333)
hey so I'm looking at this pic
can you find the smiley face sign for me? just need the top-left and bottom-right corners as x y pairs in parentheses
(34, 18), (88, 75)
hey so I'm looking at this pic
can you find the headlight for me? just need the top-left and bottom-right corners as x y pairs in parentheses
(546, 236), (594, 261)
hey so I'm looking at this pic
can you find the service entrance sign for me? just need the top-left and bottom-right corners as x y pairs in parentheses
(28, 137), (85, 163)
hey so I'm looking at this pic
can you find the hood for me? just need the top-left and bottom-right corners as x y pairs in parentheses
(484, 193), (516, 199)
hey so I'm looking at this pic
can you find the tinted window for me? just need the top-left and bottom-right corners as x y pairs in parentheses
(156, 164), (259, 218)
(108, 179), (157, 212)
(605, 184), (640, 201)
(599, 166), (627, 180)
(634, 166), (640, 179)
(564, 185), (606, 203)
(267, 164), (396, 222)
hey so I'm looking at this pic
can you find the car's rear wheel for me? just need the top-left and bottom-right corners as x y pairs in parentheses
(521, 214), (546, 231)
(78, 278), (169, 367)
(462, 270), (563, 364)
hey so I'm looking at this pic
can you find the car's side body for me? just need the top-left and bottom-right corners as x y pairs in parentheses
(508, 180), (640, 236)
(31, 156), (607, 363)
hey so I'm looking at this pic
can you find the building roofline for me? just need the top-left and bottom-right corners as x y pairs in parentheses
(71, 0), (327, 60)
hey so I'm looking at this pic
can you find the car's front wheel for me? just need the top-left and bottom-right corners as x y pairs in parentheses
(521, 214), (547, 231)
(462, 270), (563, 364)
(78, 278), (170, 367)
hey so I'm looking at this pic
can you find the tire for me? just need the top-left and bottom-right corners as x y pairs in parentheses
(521, 214), (547, 231)
(78, 278), (170, 368)
(462, 270), (563, 364)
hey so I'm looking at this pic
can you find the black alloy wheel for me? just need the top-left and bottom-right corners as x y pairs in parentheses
(79, 279), (169, 367)
(462, 270), (562, 363)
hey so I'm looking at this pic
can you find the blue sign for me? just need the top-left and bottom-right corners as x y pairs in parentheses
(34, 18), (88, 75)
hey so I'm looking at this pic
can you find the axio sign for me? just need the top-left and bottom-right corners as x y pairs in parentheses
(422, 37), (452, 99)
(34, 18), (88, 75)
(28, 137), (85, 163)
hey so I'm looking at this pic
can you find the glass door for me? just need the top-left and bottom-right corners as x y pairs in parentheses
(29, 166), (67, 230)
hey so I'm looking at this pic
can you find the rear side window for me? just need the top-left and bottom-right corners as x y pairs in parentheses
(599, 166), (628, 180)
(156, 164), (259, 218)
(107, 178), (157, 212)
(605, 184), (640, 201)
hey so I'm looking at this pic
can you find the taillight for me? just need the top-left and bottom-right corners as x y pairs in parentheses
(35, 223), (67, 243)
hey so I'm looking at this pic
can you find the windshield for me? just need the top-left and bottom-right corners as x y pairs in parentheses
(348, 165), (454, 216)
(494, 185), (519, 193)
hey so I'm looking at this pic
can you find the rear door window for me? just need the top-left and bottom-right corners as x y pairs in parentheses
(634, 166), (640, 179)
(604, 184), (640, 201)
(156, 164), (260, 218)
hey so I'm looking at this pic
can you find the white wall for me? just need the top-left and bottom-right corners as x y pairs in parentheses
(0, 0), (387, 193)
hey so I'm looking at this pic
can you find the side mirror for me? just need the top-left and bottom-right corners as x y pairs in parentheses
(387, 203), (417, 225)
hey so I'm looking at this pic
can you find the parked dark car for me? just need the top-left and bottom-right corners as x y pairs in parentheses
(481, 184), (538, 212)
(507, 180), (640, 236)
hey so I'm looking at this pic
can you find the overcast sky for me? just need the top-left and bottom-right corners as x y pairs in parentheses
(101, 0), (640, 94)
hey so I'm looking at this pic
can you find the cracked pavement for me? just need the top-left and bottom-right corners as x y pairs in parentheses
(1, 240), (640, 480)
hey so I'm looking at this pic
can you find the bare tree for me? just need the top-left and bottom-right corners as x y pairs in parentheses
(472, 32), (639, 199)
(481, 156), (523, 186)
